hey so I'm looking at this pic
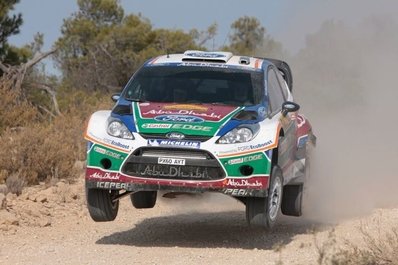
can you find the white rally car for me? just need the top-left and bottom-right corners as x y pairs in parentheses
(84, 50), (316, 229)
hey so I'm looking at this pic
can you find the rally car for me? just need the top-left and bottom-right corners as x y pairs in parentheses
(84, 50), (316, 229)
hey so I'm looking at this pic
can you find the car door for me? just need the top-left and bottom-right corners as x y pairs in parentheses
(267, 67), (298, 182)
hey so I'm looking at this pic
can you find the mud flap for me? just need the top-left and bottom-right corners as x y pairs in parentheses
(281, 184), (303, 216)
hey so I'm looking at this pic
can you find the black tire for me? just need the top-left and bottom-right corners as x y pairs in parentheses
(246, 166), (283, 229)
(131, 191), (157, 209)
(281, 184), (303, 216)
(86, 188), (119, 222)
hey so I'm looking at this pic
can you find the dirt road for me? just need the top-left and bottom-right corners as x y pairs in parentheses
(1, 179), (397, 265)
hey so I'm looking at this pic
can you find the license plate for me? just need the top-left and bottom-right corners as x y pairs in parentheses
(158, 157), (186, 165)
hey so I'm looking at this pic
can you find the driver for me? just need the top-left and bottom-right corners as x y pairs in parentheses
(173, 87), (188, 102)
(230, 81), (252, 105)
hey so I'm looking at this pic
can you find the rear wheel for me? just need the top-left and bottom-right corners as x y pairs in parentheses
(86, 188), (119, 222)
(130, 191), (157, 209)
(246, 166), (283, 229)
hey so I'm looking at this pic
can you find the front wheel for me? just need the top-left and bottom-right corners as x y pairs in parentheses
(86, 188), (119, 222)
(246, 166), (283, 229)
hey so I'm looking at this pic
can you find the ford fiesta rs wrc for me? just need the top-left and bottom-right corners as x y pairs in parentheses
(84, 50), (316, 229)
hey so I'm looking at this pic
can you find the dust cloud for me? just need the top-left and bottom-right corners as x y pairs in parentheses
(160, 4), (398, 222)
(292, 14), (398, 222)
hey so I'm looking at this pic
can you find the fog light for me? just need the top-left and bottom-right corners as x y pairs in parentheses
(239, 165), (254, 176)
(100, 158), (112, 169)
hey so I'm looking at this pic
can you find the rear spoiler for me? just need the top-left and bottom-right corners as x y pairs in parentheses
(259, 58), (293, 92)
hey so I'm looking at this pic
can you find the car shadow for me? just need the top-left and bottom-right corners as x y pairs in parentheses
(96, 211), (330, 250)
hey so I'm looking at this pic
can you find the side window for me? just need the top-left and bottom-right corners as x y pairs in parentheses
(276, 70), (289, 99)
(268, 68), (285, 114)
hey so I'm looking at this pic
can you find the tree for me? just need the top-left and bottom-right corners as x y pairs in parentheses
(0, 0), (26, 66)
(224, 16), (284, 57)
(55, 0), (206, 92)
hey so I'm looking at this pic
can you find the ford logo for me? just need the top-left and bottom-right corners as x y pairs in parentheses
(166, 132), (185, 140)
(154, 115), (204, 123)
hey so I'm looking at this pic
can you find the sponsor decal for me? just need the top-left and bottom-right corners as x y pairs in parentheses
(171, 124), (211, 132)
(227, 154), (263, 165)
(97, 182), (134, 190)
(143, 109), (221, 120)
(225, 178), (263, 188)
(237, 141), (273, 152)
(140, 165), (209, 179)
(223, 188), (250, 196)
(166, 132), (185, 140)
(178, 62), (229, 69)
(217, 148), (238, 155)
(142, 123), (172, 129)
(148, 139), (200, 148)
(102, 138), (130, 150)
(158, 157), (186, 165)
(89, 171), (120, 180)
(163, 104), (208, 111)
(93, 146), (122, 159)
(154, 115), (204, 123)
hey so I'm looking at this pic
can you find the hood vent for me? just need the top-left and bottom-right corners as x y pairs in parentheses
(112, 104), (132, 115)
(232, 110), (258, 121)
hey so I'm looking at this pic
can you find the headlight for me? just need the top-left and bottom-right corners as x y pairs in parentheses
(107, 120), (134, 140)
(217, 126), (257, 144)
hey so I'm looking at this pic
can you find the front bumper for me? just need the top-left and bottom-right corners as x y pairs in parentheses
(86, 141), (272, 197)
(86, 167), (269, 197)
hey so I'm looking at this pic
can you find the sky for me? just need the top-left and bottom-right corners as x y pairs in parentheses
(8, 0), (398, 71)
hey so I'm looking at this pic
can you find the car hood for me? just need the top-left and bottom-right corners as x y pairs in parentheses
(132, 102), (242, 137)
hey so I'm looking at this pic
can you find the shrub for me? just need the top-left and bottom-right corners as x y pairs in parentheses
(316, 222), (398, 265)
(0, 75), (114, 192)
(0, 78), (39, 134)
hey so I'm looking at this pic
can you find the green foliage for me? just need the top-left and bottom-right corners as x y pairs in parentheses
(223, 16), (284, 57)
(55, 0), (204, 92)
(228, 16), (265, 55)
(189, 22), (218, 47)
(77, 0), (123, 25)
(0, 0), (25, 66)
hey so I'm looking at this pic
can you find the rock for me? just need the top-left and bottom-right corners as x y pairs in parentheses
(38, 218), (51, 227)
(0, 184), (8, 195)
(0, 210), (19, 226)
(33, 187), (55, 203)
(0, 193), (6, 209)
(35, 194), (48, 203)
(6, 192), (17, 202)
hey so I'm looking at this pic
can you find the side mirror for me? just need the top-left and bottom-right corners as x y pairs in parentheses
(111, 93), (120, 102)
(281, 101), (300, 117)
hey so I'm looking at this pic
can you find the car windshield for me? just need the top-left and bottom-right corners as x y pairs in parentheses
(123, 65), (264, 106)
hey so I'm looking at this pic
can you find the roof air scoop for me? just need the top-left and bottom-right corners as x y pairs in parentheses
(182, 50), (233, 63)
(239, 56), (250, 65)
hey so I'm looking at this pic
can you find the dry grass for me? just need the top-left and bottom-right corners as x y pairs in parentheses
(0, 77), (112, 193)
(0, 79), (39, 133)
(314, 220), (398, 265)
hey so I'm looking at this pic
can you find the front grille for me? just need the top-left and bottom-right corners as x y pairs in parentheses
(121, 147), (224, 181)
(139, 133), (212, 142)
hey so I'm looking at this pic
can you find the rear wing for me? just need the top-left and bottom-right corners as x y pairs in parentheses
(259, 58), (293, 92)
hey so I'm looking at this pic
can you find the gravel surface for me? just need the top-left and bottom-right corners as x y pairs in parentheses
(1, 179), (397, 265)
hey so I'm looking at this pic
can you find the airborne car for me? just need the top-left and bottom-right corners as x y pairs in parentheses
(84, 51), (316, 229)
